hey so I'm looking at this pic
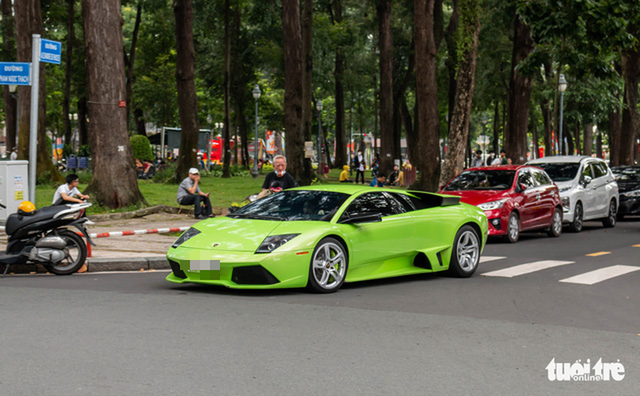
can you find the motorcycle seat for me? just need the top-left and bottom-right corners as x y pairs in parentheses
(4, 205), (69, 236)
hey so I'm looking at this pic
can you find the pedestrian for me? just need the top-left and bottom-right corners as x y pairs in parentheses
(388, 165), (400, 186)
(470, 150), (484, 168)
(262, 155), (296, 192)
(52, 174), (90, 205)
(371, 153), (380, 178)
(177, 168), (213, 219)
(339, 165), (351, 183)
(354, 150), (366, 184)
(500, 149), (508, 165)
(10, 147), (17, 161)
(369, 174), (386, 187)
(485, 150), (495, 166)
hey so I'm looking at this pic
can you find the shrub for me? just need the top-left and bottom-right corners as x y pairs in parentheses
(130, 135), (153, 161)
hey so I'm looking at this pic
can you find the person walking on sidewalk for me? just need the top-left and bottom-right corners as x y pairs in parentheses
(354, 150), (366, 184)
(177, 168), (213, 219)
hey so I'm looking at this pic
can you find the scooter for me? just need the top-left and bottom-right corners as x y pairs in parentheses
(0, 201), (95, 277)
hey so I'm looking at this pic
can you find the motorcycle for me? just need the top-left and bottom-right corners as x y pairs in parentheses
(0, 201), (95, 277)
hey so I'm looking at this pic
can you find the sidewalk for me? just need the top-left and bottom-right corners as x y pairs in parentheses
(1, 211), (203, 274)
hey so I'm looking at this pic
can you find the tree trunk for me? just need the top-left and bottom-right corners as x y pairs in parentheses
(608, 107), (621, 166)
(15, 0), (63, 183)
(63, 0), (74, 146)
(282, 0), (304, 183)
(621, 41), (640, 165)
(134, 108), (146, 135)
(540, 99), (553, 156)
(78, 97), (89, 146)
(172, 0), (200, 182)
(222, 0), (232, 178)
(583, 122), (593, 156)
(393, 41), (415, 165)
(441, 0), (480, 185)
(565, 124), (574, 155)
(2, 0), (17, 153)
(505, 14), (534, 164)
(444, 0), (459, 132)
(413, 0), (441, 191)
(596, 132), (603, 159)
(378, 0), (395, 174)
(300, 0), (314, 183)
(125, 3), (142, 132)
(401, 96), (416, 164)
(493, 101), (500, 155)
(331, 0), (346, 169)
(574, 123), (581, 155)
(82, 0), (145, 207)
(530, 111), (539, 159)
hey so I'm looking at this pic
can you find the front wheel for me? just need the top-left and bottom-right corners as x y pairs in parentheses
(546, 207), (563, 237)
(45, 230), (87, 275)
(448, 225), (481, 278)
(503, 212), (520, 243)
(307, 237), (348, 293)
(602, 199), (617, 228)
(568, 202), (583, 233)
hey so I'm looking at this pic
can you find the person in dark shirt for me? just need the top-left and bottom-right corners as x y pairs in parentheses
(262, 155), (296, 192)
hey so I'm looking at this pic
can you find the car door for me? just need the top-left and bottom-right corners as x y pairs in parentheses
(515, 169), (539, 230)
(580, 162), (598, 219)
(338, 192), (416, 278)
(531, 168), (556, 226)
(590, 161), (611, 217)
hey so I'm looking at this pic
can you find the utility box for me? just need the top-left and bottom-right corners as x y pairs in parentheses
(0, 160), (30, 223)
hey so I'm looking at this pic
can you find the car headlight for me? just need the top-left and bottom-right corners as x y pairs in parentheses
(559, 186), (571, 193)
(562, 196), (570, 210)
(171, 227), (201, 248)
(478, 199), (508, 211)
(621, 190), (640, 198)
(256, 234), (300, 254)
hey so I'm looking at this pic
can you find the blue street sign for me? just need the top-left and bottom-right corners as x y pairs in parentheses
(0, 62), (31, 86)
(40, 39), (62, 64)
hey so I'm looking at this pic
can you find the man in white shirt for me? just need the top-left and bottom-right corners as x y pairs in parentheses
(53, 174), (90, 205)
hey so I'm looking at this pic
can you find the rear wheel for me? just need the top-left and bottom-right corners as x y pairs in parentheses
(602, 199), (617, 228)
(45, 230), (87, 275)
(546, 207), (563, 237)
(448, 225), (480, 278)
(568, 202), (583, 233)
(307, 237), (348, 293)
(503, 212), (520, 243)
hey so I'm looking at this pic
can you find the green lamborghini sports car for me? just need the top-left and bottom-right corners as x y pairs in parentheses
(166, 185), (488, 293)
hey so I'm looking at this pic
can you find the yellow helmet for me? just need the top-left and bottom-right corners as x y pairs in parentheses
(17, 201), (36, 215)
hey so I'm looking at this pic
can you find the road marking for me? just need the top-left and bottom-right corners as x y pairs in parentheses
(586, 251), (611, 257)
(634, 244), (640, 247)
(480, 256), (506, 263)
(481, 260), (575, 278)
(559, 265), (640, 285)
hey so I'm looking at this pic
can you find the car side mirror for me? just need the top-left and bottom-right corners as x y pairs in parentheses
(515, 183), (526, 193)
(581, 175), (592, 187)
(338, 213), (382, 224)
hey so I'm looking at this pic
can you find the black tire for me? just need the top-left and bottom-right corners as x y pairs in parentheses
(448, 225), (481, 278)
(602, 199), (617, 228)
(568, 202), (583, 233)
(546, 207), (563, 237)
(503, 212), (520, 243)
(45, 230), (87, 275)
(307, 237), (348, 293)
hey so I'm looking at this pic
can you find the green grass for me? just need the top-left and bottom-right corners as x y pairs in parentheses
(34, 168), (385, 215)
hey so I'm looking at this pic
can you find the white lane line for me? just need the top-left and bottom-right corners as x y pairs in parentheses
(481, 260), (575, 278)
(480, 256), (506, 263)
(559, 265), (640, 285)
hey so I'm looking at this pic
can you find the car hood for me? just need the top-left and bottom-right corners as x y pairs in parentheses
(177, 217), (320, 252)
(554, 180), (575, 191)
(440, 190), (511, 206)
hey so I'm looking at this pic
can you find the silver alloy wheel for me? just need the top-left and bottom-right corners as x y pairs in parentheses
(608, 201), (616, 224)
(553, 210), (562, 234)
(312, 242), (347, 290)
(508, 214), (519, 241)
(574, 204), (583, 230)
(456, 230), (480, 272)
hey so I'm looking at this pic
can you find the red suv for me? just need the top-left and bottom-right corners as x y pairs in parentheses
(439, 165), (563, 243)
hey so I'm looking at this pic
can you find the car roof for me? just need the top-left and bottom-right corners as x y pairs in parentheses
(464, 165), (528, 171)
(527, 155), (592, 164)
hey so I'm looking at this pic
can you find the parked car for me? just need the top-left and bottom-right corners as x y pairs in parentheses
(166, 185), (488, 293)
(439, 165), (562, 243)
(527, 156), (618, 232)
(611, 165), (640, 219)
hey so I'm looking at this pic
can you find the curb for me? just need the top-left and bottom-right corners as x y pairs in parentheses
(2, 257), (170, 275)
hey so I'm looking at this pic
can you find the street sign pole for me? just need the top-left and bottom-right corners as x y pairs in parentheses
(29, 34), (41, 204)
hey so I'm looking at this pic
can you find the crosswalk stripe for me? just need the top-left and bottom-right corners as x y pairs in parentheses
(481, 260), (574, 278)
(480, 256), (506, 263)
(559, 265), (640, 285)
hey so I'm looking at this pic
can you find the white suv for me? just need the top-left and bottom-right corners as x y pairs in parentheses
(527, 156), (619, 232)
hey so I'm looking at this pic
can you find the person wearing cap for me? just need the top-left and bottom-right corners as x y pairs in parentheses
(177, 168), (213, 219)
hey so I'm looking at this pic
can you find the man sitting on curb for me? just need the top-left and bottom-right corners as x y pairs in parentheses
(177, 168), (213, 219)
(53, 174), (90, 205)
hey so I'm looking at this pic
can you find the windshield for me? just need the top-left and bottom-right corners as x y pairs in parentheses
(533, 163), (580, 182)
(612, 167), (640, 182)
(444, 170), (516, 191)
(229, 190), (350, 221)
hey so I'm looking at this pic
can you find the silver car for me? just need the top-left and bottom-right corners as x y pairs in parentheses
(527, 156), (618, 232)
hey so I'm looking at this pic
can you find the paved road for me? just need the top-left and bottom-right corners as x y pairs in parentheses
(1, 219), (639, 395)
